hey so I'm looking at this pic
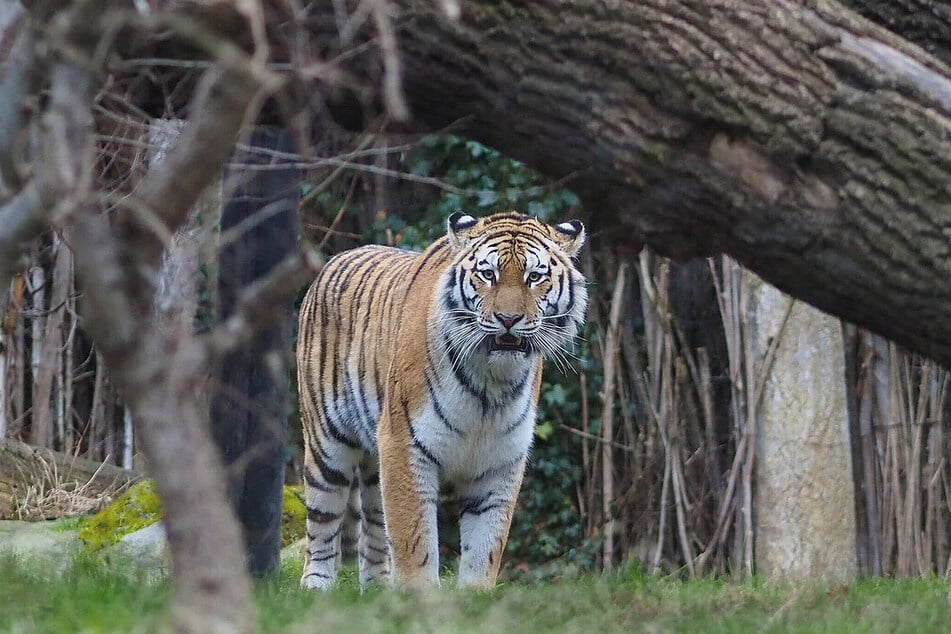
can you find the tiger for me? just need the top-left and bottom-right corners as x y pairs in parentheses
(296, 211), (588, 590)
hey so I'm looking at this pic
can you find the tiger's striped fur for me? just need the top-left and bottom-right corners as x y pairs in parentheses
(296, 211), (587, 590)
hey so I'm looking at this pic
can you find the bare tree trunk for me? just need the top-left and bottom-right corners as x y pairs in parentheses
(87, 350), (107, 460)
(70, 215), (256, 633)
(0, 2), (267, 627)
(121, 408), (133, 471)
(747, 273), (857, 582)
(28, 261), (43, 441)
(31, 236), (70, 448)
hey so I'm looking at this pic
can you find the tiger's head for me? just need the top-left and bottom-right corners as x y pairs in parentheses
(440, 211), (588, 367)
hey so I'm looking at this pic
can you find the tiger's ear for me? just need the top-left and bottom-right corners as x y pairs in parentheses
(447, 211), (479, 250)
(552, 219), (586, 257)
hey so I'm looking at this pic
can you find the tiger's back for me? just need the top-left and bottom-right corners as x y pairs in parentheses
(297, 212), (587, 591)
(297, 244), (417, 452)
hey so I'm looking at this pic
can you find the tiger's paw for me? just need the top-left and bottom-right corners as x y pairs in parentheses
(300, 571), (336, 591)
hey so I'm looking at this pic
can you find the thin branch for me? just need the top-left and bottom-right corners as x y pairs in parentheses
(0, 6), (38, 191)
(204, 248), (323, 359)
(368, 0), (409, 121)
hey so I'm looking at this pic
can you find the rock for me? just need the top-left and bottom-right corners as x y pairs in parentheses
(0, 520), (83, 573)
(110, 522), (169, 582)
(281, 536), (306, 564)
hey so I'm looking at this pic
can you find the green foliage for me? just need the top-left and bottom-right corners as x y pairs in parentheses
(281, 485), (307, 547)
(367, 135), (582, 250)
(0, 551), (170, 633)
(3, 551), (951, 633)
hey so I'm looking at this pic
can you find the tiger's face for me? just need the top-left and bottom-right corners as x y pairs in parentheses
(441, 212), (588, 366)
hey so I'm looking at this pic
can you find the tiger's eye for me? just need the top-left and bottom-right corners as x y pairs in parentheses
(527, 272), (542, 283)
(480, 270), (496, 284)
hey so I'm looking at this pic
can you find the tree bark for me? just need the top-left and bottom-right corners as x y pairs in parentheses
(839, 0), (951, 66)
(307, 0), (951, 366)
(212, 126), (300, 578)
(747, 274), (857, 581)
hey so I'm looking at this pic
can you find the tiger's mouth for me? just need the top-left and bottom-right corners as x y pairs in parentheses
(489, 334), (529, 353)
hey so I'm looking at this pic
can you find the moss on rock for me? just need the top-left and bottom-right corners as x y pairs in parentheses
(78, 481), (162, 550)
(282, 485), (306, 547)
(75, 481), (308, 551)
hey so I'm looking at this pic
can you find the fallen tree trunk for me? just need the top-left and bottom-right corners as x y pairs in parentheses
(0, 437), (140, 518)
(307, 0), (951, 366)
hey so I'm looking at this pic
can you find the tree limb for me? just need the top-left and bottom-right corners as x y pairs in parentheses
(305, 0), (951, 365)
(205, 247), (321, 359)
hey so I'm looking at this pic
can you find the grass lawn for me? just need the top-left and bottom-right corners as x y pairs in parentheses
(1, 552), (949, 633)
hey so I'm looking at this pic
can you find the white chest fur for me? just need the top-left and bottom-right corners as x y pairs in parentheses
(414, 353), (538, 485)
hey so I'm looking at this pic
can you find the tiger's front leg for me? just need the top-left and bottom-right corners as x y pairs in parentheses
(378, 409), (441, 590)
(456, 460), (526, 589)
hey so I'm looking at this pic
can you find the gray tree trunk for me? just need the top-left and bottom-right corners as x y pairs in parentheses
(746, 273), (857, 581)
(211, 126), (300, 578)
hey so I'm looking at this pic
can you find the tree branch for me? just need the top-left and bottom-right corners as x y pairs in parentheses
(204, 247), (322, 359)
(304, 0), (951, 365)
(0, 3), (38, 192)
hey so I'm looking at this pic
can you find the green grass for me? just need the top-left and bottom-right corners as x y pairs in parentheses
(1, 552), (949, 633)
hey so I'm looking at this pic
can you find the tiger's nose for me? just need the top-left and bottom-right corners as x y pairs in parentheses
(494, 312), (523, 330)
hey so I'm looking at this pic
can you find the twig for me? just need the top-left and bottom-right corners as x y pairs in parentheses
(600, 262), (626, 573)
(319, 175), (359, 250)
(368, 0), (409, 121)
(204, 248), (324, 359)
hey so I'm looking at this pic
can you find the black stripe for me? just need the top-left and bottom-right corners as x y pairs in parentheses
(402, 398), (442, 467)
(360, 260), (394, 408)
(495, 369), (530, 405)
(413, 436), (442, 466)
(364, 515), (385, 528)
(503, 396), (534, 435)
(363, 543), (388, 556)
(468, 458), (523, 484)
(360, 555), (387, 566)
(317, 401), (361, 449)
(444, 333), (488, 410)
(328, 250), (383, 409)
(488, 212), (530, 223)
(344, 253), (388, 432)
(425, 371), (462, 434)
(362, 470), (380, 487)
(557, 267), (567, 308)
(459, 495), (505, 516)
(458, 267), (475, 310)
(304, 463), (334, 493)
(323, 523), (344, 544)
(406, 240), (449, 292)
(314, 451), (352, 488)
(302, 571), (332, 580)
(306, 506), (341, 524)
(342, 368), (374, 444)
